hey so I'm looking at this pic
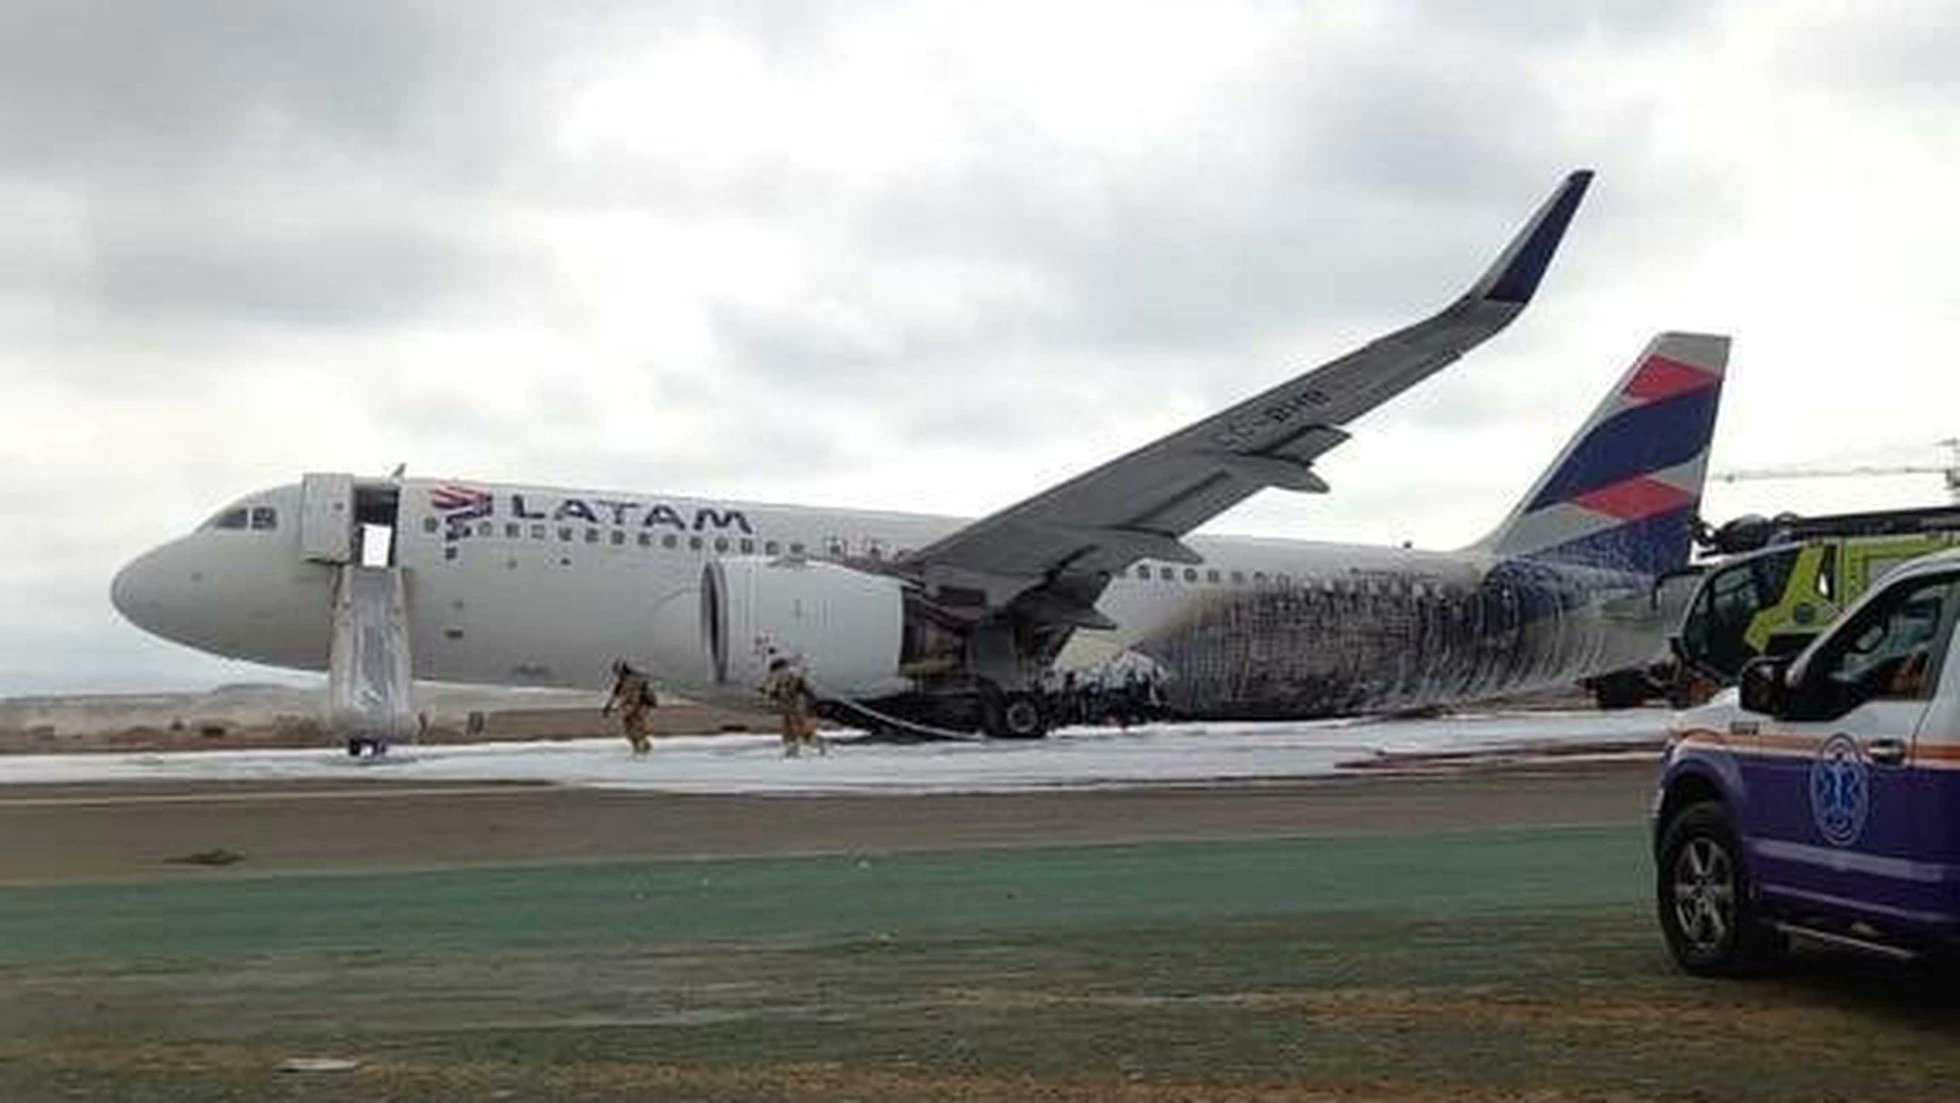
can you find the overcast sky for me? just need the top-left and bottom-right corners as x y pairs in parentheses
(2, 0), (1956, 695)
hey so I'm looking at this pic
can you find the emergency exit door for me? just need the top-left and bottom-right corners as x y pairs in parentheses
(300, 472), (356, 564)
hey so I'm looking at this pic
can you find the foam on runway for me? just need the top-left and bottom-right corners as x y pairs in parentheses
(0, 711), (1667, 795)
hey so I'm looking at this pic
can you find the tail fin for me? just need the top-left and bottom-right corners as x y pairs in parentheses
(1475, 332), (1730, 576)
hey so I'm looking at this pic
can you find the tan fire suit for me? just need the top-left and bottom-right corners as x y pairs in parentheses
(761, 665), (824, 757)
(603, 669), (656, 755)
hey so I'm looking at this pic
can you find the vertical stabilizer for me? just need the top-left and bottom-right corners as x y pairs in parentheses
(1475, 332), (1730, 576)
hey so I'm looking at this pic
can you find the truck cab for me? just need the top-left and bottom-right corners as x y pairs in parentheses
(1675, 520), (1960, 690)
(1655, 548), (1960, 973)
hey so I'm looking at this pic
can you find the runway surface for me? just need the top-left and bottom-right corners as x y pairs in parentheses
(7, 715), (1955, 1101)
(7, 756), (1960, 1103)
(0, 709), (1667, 794)
(0, 761), (1653, 883)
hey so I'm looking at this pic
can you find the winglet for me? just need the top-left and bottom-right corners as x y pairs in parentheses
(1466, 169), (1593, 306)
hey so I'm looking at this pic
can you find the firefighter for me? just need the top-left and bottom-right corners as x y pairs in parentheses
(761, 656), (825, 758)
(602, 660), (657, 755)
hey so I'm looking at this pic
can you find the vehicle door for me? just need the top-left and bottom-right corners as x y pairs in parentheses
(1679, 546), (1799, 683)
(1742, 570), (1960, 929)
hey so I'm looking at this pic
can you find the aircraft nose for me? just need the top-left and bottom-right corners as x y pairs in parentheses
(110, 544), (173, 637)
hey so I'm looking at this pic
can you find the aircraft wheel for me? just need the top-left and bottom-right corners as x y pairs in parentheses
(983, 690), (1049, 740)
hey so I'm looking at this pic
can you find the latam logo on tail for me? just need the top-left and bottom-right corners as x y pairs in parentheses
(1547, 352), (1722, 520)
(430, 485), (756, 535)
(1484, 332), (1729, 577)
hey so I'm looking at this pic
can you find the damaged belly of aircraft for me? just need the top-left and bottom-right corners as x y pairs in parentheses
(1126, 562), (1663, 719)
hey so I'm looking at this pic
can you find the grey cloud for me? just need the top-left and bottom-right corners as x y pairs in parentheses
(0, 2), (494, 177)
(0, 0), (876, 191)
(372, 381), (859, 494)
(1778, 4), (1960, 99)
(1393, 0), (1715, 46)
(79, 205), (526, 329)
(696, 27), (1692, 422)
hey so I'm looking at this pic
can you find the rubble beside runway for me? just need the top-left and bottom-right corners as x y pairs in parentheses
(0, 709), (1668, 794)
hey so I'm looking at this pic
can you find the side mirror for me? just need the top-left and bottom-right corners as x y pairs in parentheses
(1738, 655), (1790, 716)
(1761, 631), (1815, 659)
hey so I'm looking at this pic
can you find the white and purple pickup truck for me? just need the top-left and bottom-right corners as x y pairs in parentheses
(1655, 548), (1960, 973)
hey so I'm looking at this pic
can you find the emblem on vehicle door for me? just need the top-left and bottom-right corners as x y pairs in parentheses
(1809, 732), (1871, 848)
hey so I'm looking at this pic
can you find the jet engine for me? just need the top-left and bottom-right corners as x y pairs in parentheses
(699, 557), (911, 699)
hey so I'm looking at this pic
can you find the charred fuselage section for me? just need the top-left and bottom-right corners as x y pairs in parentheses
(1131, 558), (1661, 719)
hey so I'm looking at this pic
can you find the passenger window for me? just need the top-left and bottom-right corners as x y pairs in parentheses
(559, 527), (574, 542)
(1159, 567), (1174, 581)
(662, 534), (678, 549)
(1183, 568), (1198, 582)
(741, 538), (755, 554)
(638, 533), (651, 547)
(423, 517), (439, 534)
(790, 542), (805, 555)
(689, 536), (703, 551)
(765, 540), (780, 555)
(585, 529), (600, 544)
(249, 506), (277, 531)
(715, 537), (730, 553)
(1797, 576), (1958, 716)
(611, 531), (625, 546)
(1206, 569), (1220, 584)
(531, 524), (546, 540)
(506, 523), (522, 539)
(1231, 571), (1245, 585)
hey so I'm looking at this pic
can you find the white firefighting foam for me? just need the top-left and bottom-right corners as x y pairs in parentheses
(0, 711), (1667, 795)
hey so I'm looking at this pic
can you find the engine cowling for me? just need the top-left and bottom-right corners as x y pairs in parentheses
(700, 557), (910, 698)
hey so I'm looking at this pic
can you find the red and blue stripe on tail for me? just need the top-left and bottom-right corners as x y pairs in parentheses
(1476, 332), (1730, 577)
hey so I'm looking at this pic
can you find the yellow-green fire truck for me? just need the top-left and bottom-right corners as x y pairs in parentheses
(1675, 509), (1960, 686)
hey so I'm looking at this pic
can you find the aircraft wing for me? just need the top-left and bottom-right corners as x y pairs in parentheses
(901, 170), (1593, 616)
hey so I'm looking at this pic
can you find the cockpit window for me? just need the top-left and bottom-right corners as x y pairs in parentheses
(203, 504), (277, 532)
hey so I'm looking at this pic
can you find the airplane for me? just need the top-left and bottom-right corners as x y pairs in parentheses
(110, 169), (1730, 747)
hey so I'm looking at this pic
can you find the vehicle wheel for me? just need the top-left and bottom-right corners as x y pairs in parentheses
(346, 738), (367, 758)
(1656, 800), (1781, 976)
(982, 690), (1049, 739)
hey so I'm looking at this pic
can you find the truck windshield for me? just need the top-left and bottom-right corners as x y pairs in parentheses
(1679, 546), (1800, 683)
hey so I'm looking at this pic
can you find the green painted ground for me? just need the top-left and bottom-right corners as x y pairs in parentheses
(4, 824), (1959, 1101)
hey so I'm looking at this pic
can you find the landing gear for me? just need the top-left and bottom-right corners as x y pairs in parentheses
(981, 689), (1049, 740)
(345, 737), (387, 759)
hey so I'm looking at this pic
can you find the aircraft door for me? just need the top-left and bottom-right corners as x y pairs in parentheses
(300, 472), (357, 564)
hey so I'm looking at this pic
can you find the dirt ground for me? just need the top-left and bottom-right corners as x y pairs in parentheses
(0, 761), (1651, 882)
(7, 760), (1960, 1101)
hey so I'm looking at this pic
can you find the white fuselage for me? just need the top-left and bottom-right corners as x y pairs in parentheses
(113, 476), (1673, 720)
